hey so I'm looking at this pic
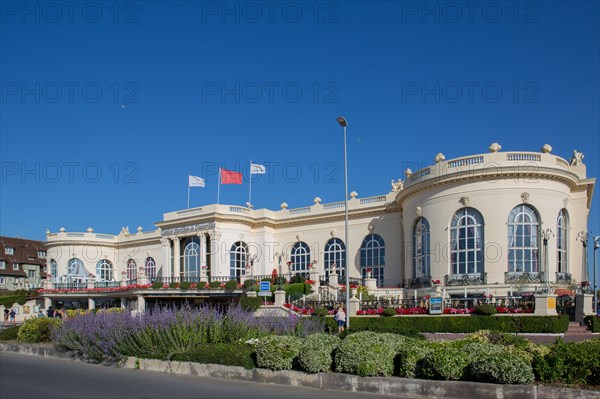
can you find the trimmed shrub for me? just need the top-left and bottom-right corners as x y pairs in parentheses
(180, 282), (192, 290)
(335, 332), (409, 377)
(17, 317), (62, 343)
(395, 341), (437, 378)
(255, 335), (302, 370)
(243, 279), (257, 289)
(298, 333), (340, 373)
(169, 282), (179, 288)
(324, 315), (568, 334)
(469, 352), (534, 384)
(173, 343), (256, 369)
(313, 307), (328, 317)
(196, 281), (206, 289)
(209, 281), (222, 288)
(290, 274), (306, 284)
(533, 339), (600, 385)
(239, 296), (262, 312)
(224, 280), (238, 290)
(584, 316), (600, 333)
(0, 325), (20, 341)
(0, 295), (29, 308)
(474, 304), (497, 316)
(382, 308), (397, 317)
(418, 348), (470, 380)
(151, 282), (163, 289)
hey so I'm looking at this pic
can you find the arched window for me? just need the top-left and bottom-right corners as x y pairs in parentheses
(96, 260), (113, 281)
(413, 218), (430, 278)
(360, 234), (385, 285)
(145, 257), (156, 278)
(290, 242), (311, 276)
(230, 241), (248, 279)
(50, 259), (57, 280)
(183, 237), (200, 279)
(556, 209), (568, 273)
(67, 258), (84, 274)
(508, 205), (539, 272)
(324, 238), (346, 281)
(450, 208), (484, 275)
(126, 259), (137, 281)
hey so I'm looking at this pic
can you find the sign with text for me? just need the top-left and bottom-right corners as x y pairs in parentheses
(429, 296), (443, 315)
(258, 291), (271, 297)
(260, 281), (271, 292)
(547, 297), (556, 310)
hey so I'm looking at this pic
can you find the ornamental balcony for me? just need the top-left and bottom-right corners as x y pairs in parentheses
(504, 272), (543, 284)
(555, 272), (572, 284)
(444, 273), (486, 286)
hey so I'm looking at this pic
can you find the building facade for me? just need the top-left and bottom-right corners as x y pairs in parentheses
(0, 236), (48, 291)
(44, 146), (595, 299)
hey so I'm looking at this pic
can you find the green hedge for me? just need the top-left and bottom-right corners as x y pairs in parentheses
(255, 335), (302, 370)
(533, 339), (600, 386)
(239, 296), (262, 312)
(325, 315), (569, 334)
(17, 317), (62, 343)
(224, 280), (238, 290)
(298, 333), (340, 373)
(0, 326), (20, 341)
(0, 295), (28, 308)
(173, 343), (256, 369)
(584, 316), (600, 333)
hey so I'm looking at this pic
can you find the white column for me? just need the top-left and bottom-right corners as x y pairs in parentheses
(161, 238), (171, 278)
(173, 237), (181, 279)
(200, 233), (207, 278)
(88, 298), (95, 310)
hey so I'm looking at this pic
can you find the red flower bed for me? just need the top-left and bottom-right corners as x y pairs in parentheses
(38, 284), (152, 294)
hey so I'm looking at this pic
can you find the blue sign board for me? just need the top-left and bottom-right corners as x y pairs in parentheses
(260, 281), (271, 292)
(429, 296), (443, 315)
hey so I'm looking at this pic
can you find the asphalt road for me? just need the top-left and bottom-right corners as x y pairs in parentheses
(0, 352), (399, 399)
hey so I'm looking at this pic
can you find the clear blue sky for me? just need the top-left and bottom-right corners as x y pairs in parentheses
(1, 1), (599, 256)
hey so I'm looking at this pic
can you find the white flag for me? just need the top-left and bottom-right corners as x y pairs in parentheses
(250, 163), (266, 174)
(188, 175), (205, 187)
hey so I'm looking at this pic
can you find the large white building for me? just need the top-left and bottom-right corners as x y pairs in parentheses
(45, 145), (595, 298)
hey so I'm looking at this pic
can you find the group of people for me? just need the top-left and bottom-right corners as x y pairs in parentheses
(3, 308), (16, 326)
(45, 307), (63, 319)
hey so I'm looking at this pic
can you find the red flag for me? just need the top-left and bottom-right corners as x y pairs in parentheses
(220, 168), (243, 184)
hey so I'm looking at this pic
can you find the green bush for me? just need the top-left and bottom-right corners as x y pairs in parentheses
(533, 339), (600, 385)
(313, 307), (328, 317)
(290, 274), (306, 284)
(173, 343), (256, 369)
(243, 279), (257, 289)
(255, 335), (302, 371)
(298, 333), (340, 373)
(395, 341), (438, 378)
(0, 295), (28, 308)
(17, 317), (62, 343)
(179, 282), (191, 290)
(584, 316), (600, 333)
(335, 332), (410, 377)
(169, 282), (179, 288)
(418, 347), (470, 380)
(0, 325), (20, 341)
(474, 304), (497, 316)
(468, 352), (534, 384)
(324, 315), (569, 334)
(209, 281), (222, 288)
(283, 283), (311, 297)
(151, 282), (163, 289)
(239, 296), (262, 312)
(382, 308), (397, 317)
(224, 280), (238, 290)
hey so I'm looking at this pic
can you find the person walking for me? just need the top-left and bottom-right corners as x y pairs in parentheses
(3, 308), (9, 325)
(9, 308), (16, 325)
(47, 306), (55, 318)
(334, 305), (346, 334)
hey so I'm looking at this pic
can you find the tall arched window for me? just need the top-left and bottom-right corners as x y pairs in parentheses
(360, 234), (385, 285)
(290, 242), (310, 275)
(556, 209), (568, 273)
(230, 241), (248, 279)
(413, 218), (430, 278)
(145, 257), (156, 278)
(67, 258), (84, 274)
(324, 238), (346, 281)
(183, 237), (200, 279)
(508, 204), (539, 272)
(96, 260), (113, 281)
(50, 259), (57, 280)
(126, 259), (137, 281)
(450, 208), (484, 275)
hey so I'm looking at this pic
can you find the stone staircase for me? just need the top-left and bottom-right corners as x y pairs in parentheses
(565, 321), (593, 336)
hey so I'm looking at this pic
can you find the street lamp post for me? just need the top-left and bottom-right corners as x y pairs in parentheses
(593, 236), (600, 314)
(577, 231), (590, 292)
(337, 116), (350, 330)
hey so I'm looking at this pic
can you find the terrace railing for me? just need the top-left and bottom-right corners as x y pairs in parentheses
(445, 273), (486, 286)
(505, 271), (543, 284)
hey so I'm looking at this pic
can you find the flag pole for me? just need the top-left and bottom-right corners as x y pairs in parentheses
(249, 159), (252, 206)
(217, 167), (221, 204)
(187, 175), (190, 209)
